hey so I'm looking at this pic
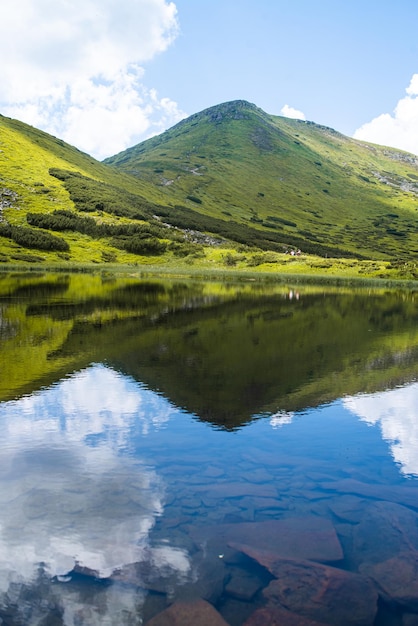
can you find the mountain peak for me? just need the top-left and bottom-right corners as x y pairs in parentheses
(180, 100), (267, 124)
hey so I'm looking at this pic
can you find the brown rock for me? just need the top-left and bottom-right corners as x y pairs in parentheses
(244, 605), (328, 625)
(144, 599), (229, 626)
(353, 501), (418, 567)
(189, 516), (343, 563)
(231, 549), (378, 626)
(360, 551), (418, 612)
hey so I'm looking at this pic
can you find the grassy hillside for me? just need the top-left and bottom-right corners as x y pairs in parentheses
(106, 100), (418, 260)
(0, 114), (191, 265)
(1, 102), (418, 279)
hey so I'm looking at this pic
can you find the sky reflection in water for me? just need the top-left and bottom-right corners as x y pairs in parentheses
(0, 366), (192, 624)
(0, 364), (417, 624)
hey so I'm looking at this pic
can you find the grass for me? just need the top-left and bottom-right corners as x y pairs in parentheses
(2, 102), (418, 278)
(2, 251), (418, 290)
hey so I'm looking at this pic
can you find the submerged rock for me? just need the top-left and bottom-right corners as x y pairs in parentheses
(144, 598), (229, 625)
(320, 478), (418, 510)
(170, 550), (227, 605)
(327, 494), (368, 523)
(189, 516), (343, 563)
(360, 551), (418, 612)
(230, 547), (378, 626)
(352, 501), (418, 567)
(224, 566), (265, 601)
(243, 605), (329, 625)
(264, 559), (377, 626)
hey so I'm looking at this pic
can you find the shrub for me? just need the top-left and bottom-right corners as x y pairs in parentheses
(112, 235), (166, 256)
(223, 253), (237, 266)
(101, 250), (118, 263)
(186, 195), (202, 204)
(0, 223), (69, 252)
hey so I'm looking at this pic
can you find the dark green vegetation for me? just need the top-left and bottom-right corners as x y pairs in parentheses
(2, 273), (418, 427)
(1, 101), (418, 276)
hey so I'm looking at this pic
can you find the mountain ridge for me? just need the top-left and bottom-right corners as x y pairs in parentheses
(1, 101), (418, 274)
(104, 100), (418, 260)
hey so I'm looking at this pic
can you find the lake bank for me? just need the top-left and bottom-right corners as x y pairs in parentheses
(1, 256), (418, 290)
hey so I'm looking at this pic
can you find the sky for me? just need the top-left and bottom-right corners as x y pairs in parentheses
(1, 0), (418, 160)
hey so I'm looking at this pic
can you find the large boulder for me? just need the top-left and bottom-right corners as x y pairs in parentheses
(230, 546), (378, 626)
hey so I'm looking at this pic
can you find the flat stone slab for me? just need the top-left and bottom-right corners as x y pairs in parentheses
(193, 481), (278, 498)
(360, 551), (418, 612)
(144, 599), (229, 626)
(189, 516), (343, 563)
(244, 605), (329, 625)
(327, 494), (368, 523)
(238, 552), (378, 626)
(320, 478), (418, 510)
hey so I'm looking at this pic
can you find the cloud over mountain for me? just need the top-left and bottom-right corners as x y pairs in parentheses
(0, 0), (185, 158)
(280, 104), (306, 120)
(354, 74), (418, 156)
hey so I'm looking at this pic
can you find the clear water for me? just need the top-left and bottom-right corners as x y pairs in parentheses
(0, 273), (417, 625)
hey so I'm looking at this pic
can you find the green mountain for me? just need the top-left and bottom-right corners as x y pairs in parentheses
(1, 100), (418, 272)
(105, 100), (418, 260)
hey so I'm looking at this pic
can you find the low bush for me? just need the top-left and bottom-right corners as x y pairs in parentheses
(0, 223), (69, 252)
(112, 235), (167, 256)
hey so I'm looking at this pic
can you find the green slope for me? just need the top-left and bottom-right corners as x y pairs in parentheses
(0, 114), (184, 265)
(1, 101), (418, 272)
(105, 100), (418, 260)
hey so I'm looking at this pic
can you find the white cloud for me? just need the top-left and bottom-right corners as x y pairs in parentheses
(354, 73), (418, 156)
(280, 104), (306, 120)
(0, 0), (186, 159)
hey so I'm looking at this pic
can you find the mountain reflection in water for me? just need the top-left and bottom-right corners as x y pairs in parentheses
(0, 273), (417, 625)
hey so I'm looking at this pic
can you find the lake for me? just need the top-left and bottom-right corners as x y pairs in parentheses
(0, 272), (418, 625)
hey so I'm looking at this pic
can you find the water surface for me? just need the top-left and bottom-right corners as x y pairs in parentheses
(0, 273), (417, 625)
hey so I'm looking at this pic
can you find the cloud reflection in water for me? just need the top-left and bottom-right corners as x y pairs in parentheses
(266, 382), (418, 478)
(344, 382), (418, 477)
(0, 364), (189, 624)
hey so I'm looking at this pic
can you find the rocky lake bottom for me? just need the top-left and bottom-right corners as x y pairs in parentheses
(0, 367), (417, 625)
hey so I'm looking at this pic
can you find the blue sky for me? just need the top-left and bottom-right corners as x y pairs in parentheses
(1, 0), (418, 159)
